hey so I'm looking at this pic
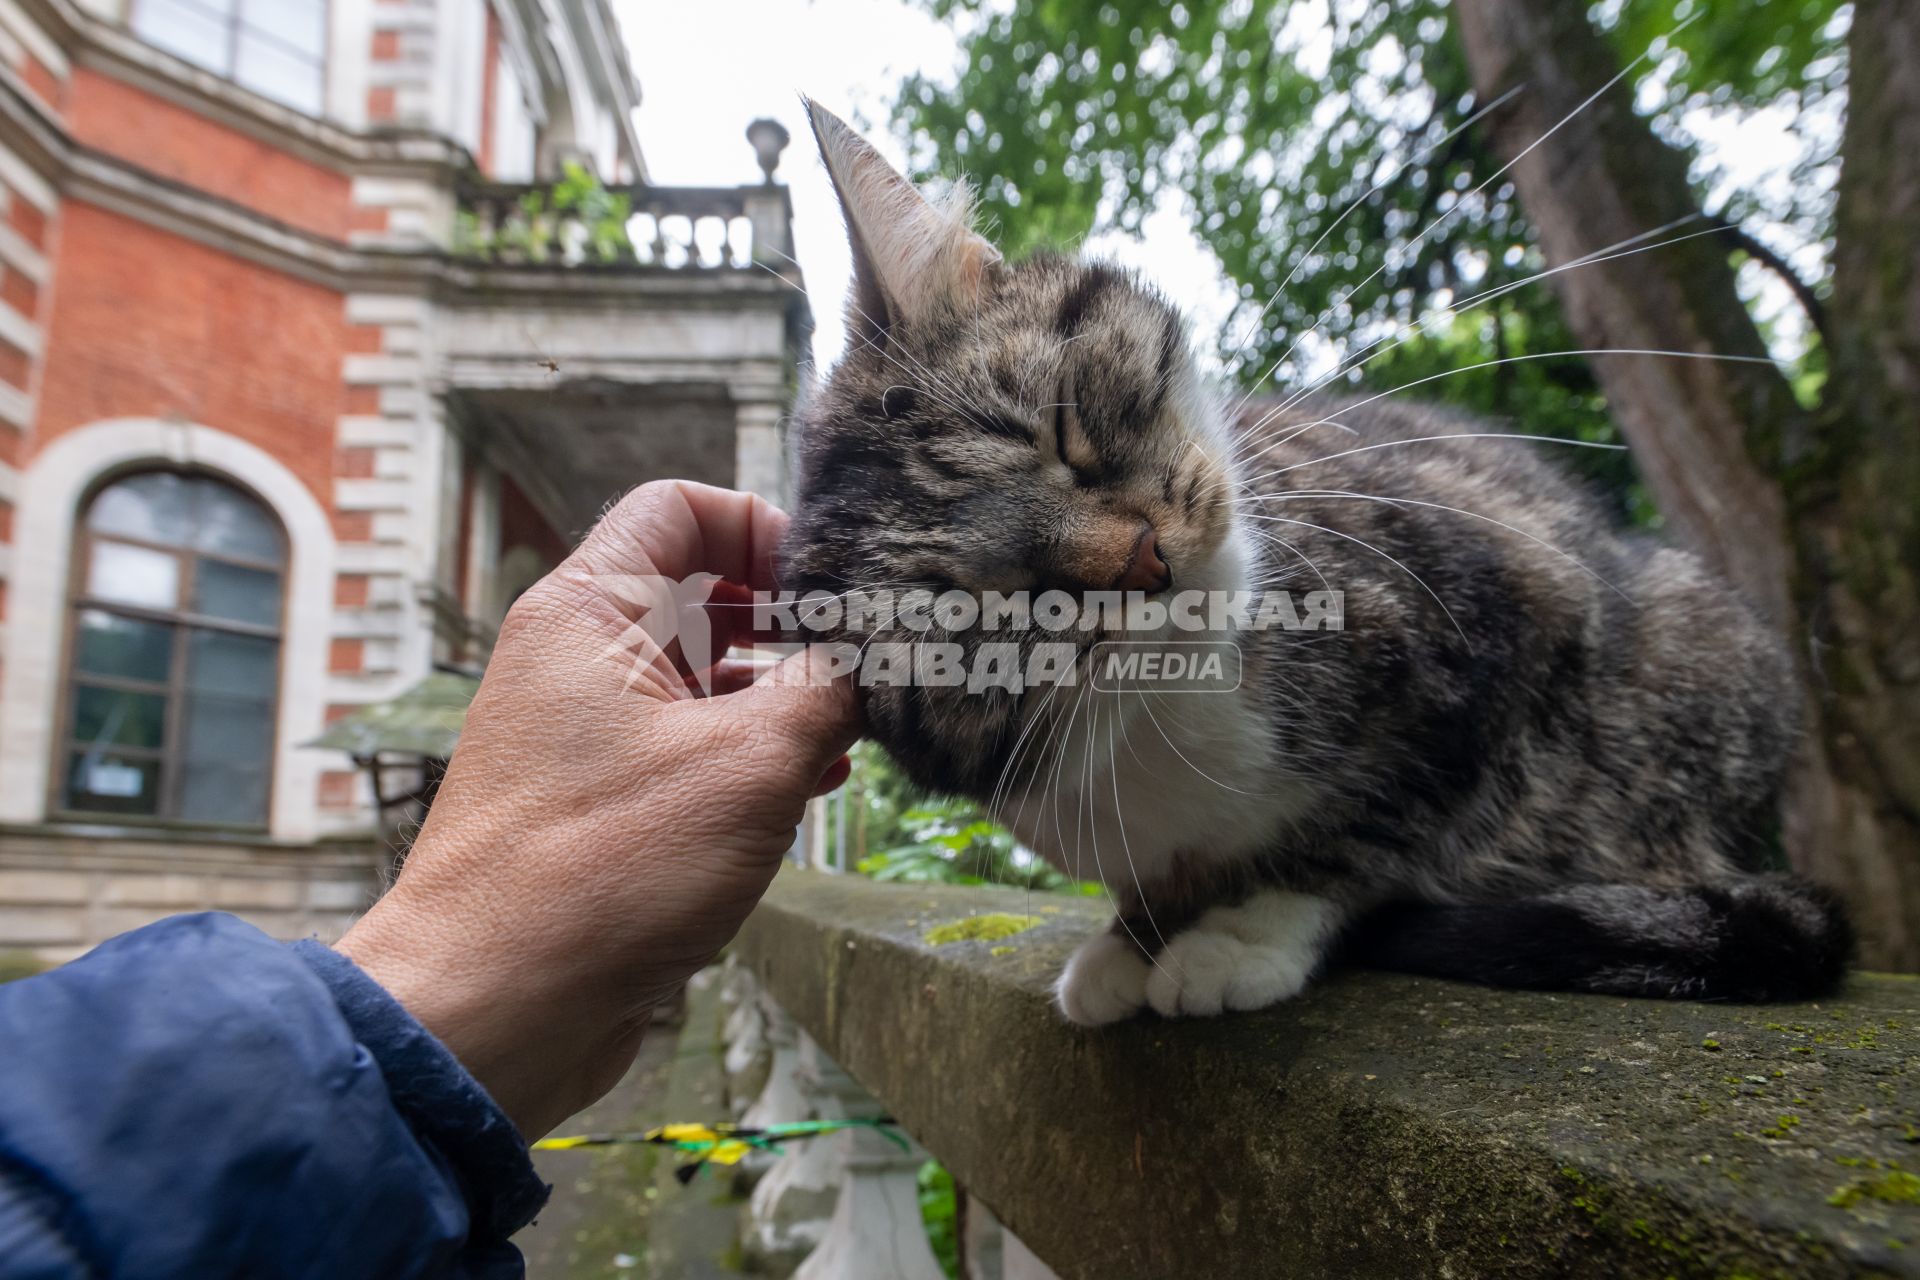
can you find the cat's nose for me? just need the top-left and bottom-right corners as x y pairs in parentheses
(1114, 525), (1172, 594)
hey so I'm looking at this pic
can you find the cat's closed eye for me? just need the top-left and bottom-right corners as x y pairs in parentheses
(1052, 388), (1100, 485)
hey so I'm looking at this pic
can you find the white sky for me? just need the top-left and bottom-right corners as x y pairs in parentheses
(616, 0), (1823, 378)
(615, 0), (1239, 376)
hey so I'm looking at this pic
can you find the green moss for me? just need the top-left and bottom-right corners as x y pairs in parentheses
(1760, 1115), (1802, 1140)
(1827, 1171), (1920, 1210)
(989, 945), (1015, 957)
(922, 913), (1043, 945)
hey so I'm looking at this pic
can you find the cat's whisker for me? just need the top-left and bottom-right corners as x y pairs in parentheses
(1078, 696), (1182, 988)
(1241, 347), (1774, 483)
(1249, 513), (1470, 644)
(1240, 422), (1635, 488)
(1245, 525), (1335, 595)
(986, 650), (1079, 850)
(1097, 697), (1185, 985)
(755, 248), (993, 431)
(1231, 413), (1357, 454)
(1134, 686), (1274, 796)
(1260, 488), (1632, 600)
(1221, 83), (1526, 381)
(784, 580), (942, 625)
(1003, 664), (1086, 876)
(1103, 704), (1179, 974)
(1229, 11), (1700, 412)
(1262, 216), (1724, 424)
(1045, 681), (1096, 883)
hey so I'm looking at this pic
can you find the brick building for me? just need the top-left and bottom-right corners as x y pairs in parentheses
(0, 0), (808, 960)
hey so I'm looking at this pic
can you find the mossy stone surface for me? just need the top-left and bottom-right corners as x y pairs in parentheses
(735, 869), (1920, 1279)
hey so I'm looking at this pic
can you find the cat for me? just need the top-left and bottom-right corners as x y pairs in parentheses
(776, 101), (1851, 1026)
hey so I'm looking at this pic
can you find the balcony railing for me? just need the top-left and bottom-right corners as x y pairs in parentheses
(704, 870), (1920, 1279)
(455, 172), (794, 272)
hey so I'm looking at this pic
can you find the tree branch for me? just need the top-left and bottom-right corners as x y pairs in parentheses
(1710, 217), (1831, 349)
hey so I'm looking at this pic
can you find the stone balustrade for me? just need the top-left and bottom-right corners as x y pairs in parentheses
(713, 868), (1920, 1279)
(455, 178), (794, 272)
(719, 953), (1047, 1280)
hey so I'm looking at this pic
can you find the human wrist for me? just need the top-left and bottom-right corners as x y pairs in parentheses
(291, 936), (551, 1237)
(334, 894), (634, 1139)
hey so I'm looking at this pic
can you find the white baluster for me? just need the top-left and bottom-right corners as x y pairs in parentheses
(742, 1032), (873, 1275)
(722, 965), (771, 1116)
(735, 993), (804, 1187)
(793, 1126), (945, 1280)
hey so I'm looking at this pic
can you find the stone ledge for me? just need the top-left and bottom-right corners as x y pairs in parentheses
(733, 869), (1920, 1279)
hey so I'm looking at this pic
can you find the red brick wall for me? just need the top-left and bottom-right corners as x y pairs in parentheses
(65, 68), (351, 241)
(33, 202), (347, 506)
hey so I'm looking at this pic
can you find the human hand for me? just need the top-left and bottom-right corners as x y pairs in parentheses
(335, 481), (859, 1138)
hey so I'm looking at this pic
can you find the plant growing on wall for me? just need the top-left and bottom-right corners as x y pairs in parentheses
(454, 161), (636, 264)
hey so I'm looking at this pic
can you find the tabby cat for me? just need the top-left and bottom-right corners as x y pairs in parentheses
(776, 102), (1850, 1026)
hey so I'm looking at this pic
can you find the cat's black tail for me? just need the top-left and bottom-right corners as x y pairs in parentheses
(1342, 875), (1853, 1001)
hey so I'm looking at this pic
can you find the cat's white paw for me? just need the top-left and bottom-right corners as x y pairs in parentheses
(1055, 931), (1151, 1026)
(1143, 891), (1341, 1019)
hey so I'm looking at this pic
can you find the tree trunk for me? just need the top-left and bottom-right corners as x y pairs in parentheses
(1454, 0), (1920, 968)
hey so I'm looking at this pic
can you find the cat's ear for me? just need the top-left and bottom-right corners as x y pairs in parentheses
(804, 98), (1001, 345)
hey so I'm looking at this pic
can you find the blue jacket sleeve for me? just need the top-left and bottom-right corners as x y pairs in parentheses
(0, 912), (550, 1279)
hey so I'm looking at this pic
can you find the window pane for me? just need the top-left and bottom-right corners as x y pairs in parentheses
(74, 610), (174, 683)
(190, 480), (284, 565)
(64, 750), (162, 816)
(177, 759), (271, 826)
(186, 628), (278, 699)
(193, 559), (282, 628)
(132, 0), (235, 74)
(88, 541), (180, 610)
(72, 684), (168, 750)
(235, 35), (324, 115)
(179, 629), (277, 826)
(178, 695), (274, 826)
(87, 472), (197, 546)
(88, 472), (283, 565)
(241, 0), (324, 54)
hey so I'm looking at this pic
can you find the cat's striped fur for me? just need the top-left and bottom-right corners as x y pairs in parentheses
(778, 102), (1850, 1024)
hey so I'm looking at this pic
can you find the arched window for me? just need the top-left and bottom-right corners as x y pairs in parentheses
(56, 470), (286, 828)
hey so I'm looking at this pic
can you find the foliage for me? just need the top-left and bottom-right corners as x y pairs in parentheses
(856, 801), (1101, 895)
(892, 0), (1847, 515)
(918, 1161), (960, 1278)
(848, 743), (1101, 895)
(454, 161), (635, 264)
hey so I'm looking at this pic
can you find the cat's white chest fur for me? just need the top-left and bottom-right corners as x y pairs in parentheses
(997, 679), (1305, 887)
(993, 522), (1314, 888)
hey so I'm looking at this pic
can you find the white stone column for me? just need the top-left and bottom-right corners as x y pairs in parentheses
(723, 979), (773, 1117)
(736, 991), (805, 1187)
(743, 186), (795, 268)
(734, 400), (788, 507)
(793, 1126), (945, 1280)
(743, 1032), (874, 1275)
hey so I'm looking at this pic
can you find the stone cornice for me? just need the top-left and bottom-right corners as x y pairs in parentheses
(0, 71), (805, 309)
(736, 869), (1920, 1280)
